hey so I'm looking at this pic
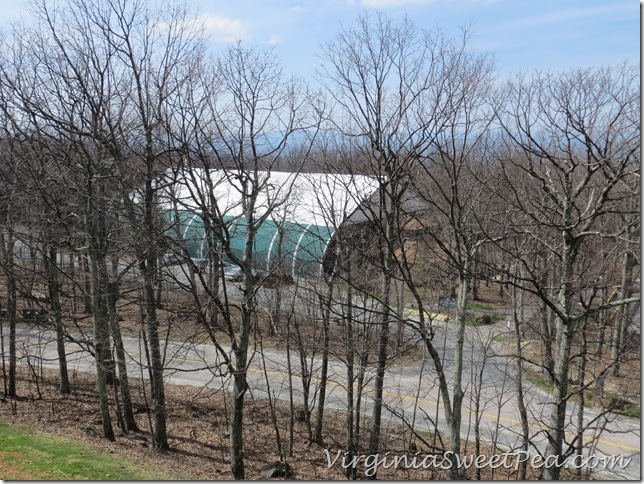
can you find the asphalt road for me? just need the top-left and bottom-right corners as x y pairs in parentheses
(5, 263), (639, 479)
(12, 311), (640, 480)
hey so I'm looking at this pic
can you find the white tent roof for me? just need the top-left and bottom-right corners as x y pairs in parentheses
(163, 169), (379, 229)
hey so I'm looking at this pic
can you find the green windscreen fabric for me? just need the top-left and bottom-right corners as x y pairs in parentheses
(166, 210), (205, 258)
(165, 210), (334, 277)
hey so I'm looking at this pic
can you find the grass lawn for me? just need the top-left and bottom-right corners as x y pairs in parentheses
(0, 422), (179, 480)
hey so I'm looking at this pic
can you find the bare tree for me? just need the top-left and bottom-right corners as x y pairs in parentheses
(318, 11), (422, 456)
(0, 17), (120, 432)
(0, 136), (21, 399)
(163, 42), (321, 478)
(493, 63), (640, 479)
(92, 0), (205, 449)
(318, 12), (495, 476)
(0, 0), (207, 443)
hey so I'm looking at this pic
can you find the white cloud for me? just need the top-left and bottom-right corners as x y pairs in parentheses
(197, 13), (248, 42)
(268, 34), (282, 46)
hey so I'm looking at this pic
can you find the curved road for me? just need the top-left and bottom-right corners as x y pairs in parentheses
(12, 312), (640, 480)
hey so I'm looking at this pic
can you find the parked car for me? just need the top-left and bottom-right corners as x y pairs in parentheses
(162, 253), (210, 273)
(216, 261), (232, 271)
(190, 258), (208, 273)
(161, 251), (184, 266)
(221, 267), (294, 286)
(224, 265), (243, 281)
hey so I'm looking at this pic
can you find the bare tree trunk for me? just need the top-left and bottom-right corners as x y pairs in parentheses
(107, 281), (138, 432)
(259, 337), (284, 460)
(0, 309), (7, 397)
(43, 246), (70, 394)
(6, 270), (16, 399)
(472, 340), (485, 481)
(512, 270), (529, 480)
(82, 254), (93, 314)
(542, 238), (575, 481)
(595, 285), (608, 359)
(230, 286), (252, 479)
(369, 189), (396, 454)
(542, 328), (573, 481)
(141, 258), (167, 449)
(575, 319), (588, 479)
(286, 311), (295, 457)
(314, 275), (334, 444)
(369, 270), (391, 453)
(611, 250), (634, 376)
(230, 202), (259, 480)
(90, 250), (115, 442)
(471, 257), (479, 301)
(345, 270), (358, 480)
(0, 229), (17, 398)
(269, 228), (285, 336)
(292, 310), (313, 440)
(540, 267), (555, 382)
(446, 268), (469, 479)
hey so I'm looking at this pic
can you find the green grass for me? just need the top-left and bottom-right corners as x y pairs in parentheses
(464, 312), (503, 327)
(613, 403), (641, 419)
(527, 372), (555, 392)
(491, 333), (511, 343)
(466, 302), (495, 311)
(0, 422), (179, 480)
(523, 373), (640, 420)
(605, 398), (641, 419)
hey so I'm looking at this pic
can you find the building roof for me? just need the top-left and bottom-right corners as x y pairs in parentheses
(164, 169), (379, 229)
(159, 169), (380, 275)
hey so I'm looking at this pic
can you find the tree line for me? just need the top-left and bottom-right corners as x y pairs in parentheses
(0, 1), (639, 480)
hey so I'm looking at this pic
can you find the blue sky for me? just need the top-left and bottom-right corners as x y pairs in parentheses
(0, 0), (639, 80)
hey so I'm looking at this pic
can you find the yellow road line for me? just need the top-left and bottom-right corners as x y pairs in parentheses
(168, 354), (640, 453)
(402, 309), (449, 322)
